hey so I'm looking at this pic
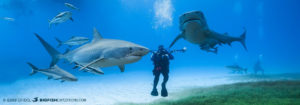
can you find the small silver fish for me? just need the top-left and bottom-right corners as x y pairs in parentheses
(3, 17), (15, 21)
(65, 3), (80, 11)
(55, 36), (89, 48)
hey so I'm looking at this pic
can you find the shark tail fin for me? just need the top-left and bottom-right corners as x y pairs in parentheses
(48, 20), (52, 29)
(27, 62), (39, 76)
(239, 28), (247, 51)
(34, 33), (63, 67)
(55, 37), (63, 48)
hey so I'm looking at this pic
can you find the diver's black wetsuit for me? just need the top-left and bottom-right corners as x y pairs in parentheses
(151, 48), (174, 97)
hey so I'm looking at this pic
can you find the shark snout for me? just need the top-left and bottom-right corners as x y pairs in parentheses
(130, 46), (149, 56)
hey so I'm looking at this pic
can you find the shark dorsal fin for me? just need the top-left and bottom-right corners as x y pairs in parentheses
(91, 27), (103, 43)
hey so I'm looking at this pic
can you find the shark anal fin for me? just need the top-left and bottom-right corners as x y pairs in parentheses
(169, 34), (183, 48)
(118, 65), (125, 72)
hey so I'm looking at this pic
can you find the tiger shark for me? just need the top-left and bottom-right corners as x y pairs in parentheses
(27, 62), (77, 82)
(169, 11), (247, 53)
(34, 28), (149, 74)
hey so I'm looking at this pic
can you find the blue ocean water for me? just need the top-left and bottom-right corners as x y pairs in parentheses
(0, 0), (299, 89)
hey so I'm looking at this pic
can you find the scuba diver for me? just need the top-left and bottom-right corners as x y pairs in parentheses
(150, 45), (186, 97)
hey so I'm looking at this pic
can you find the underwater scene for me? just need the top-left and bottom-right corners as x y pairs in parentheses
(0, 0), (300, 105)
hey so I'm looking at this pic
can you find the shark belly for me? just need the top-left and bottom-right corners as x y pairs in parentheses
(97, 56), (141, 67)
(182, 20), (208, 44)
(39, 71), (62, 79)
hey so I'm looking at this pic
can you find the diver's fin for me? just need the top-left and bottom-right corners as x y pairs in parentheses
(169, 34), (183, 48)
(27, 62), (39, 76)
(239, 28), (247, 51)
(91, 27), (103, 43)
(70, 17), (74, 22)
(34, 33), (62, 67)
(79, 58), (105, 70)
(118, 65), (125, 72)
(55, 37), (63, 48)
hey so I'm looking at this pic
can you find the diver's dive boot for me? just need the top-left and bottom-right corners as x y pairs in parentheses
(151, 88), (158, 96)
(161, 87), (168, 97)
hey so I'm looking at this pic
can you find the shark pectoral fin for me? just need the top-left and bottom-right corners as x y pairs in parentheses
(70, 17), (74, 22)
(118, 65), (125, 72)
(79, 58), (105, 70)
(169, 34), (183, 48)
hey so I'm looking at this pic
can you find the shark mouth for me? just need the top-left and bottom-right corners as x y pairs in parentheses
(182, 18), (202, 24)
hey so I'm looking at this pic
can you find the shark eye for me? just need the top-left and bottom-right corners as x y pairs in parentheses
(129, 47), (133, 50)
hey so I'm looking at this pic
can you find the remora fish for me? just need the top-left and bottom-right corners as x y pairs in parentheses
(169, 11), (247, 53)
(34, 28), (149, 74)
(27, 62), (77, 82)
(55, 36), (89, 48)
(48, 11), (73, 28)
(65, 3), (80, 11)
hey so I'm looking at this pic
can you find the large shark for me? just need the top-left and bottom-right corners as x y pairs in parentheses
(55, 36), (89, 48)
(27, 62), (77, 82)
(34, 28), (149, 74)
(169, 11), (247, 53)
(49, 11), (73, 28)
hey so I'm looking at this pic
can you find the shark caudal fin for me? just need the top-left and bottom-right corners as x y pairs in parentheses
(27, 62), (39, 76)
(239, 28), (247, 51)
(48, 20), (52, 29)
(55, 37), (63, 48)
(34, 33), (62, 67)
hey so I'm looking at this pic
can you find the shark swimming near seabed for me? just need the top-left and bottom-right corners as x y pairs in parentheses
(226, 64), (247, 74)
(27, 62), (77, 82)
(55, 36), (89, 48)
(48, 11), (73, 28)
(34, 28), (149, 75)
(169, 11), (247, 54)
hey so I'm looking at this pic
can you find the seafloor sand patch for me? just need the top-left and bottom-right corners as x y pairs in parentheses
(0, 68), (299, 105)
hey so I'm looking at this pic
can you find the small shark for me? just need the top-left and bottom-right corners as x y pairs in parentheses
(65, 3), (79, 11)
(169, 11), (247, 54)
(48, 11), (73, 28)
(226, 64), (247, 74)
(55, 36), (89, 48)
(34, 28), (149, 74)
(27, 62), (78, 82)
